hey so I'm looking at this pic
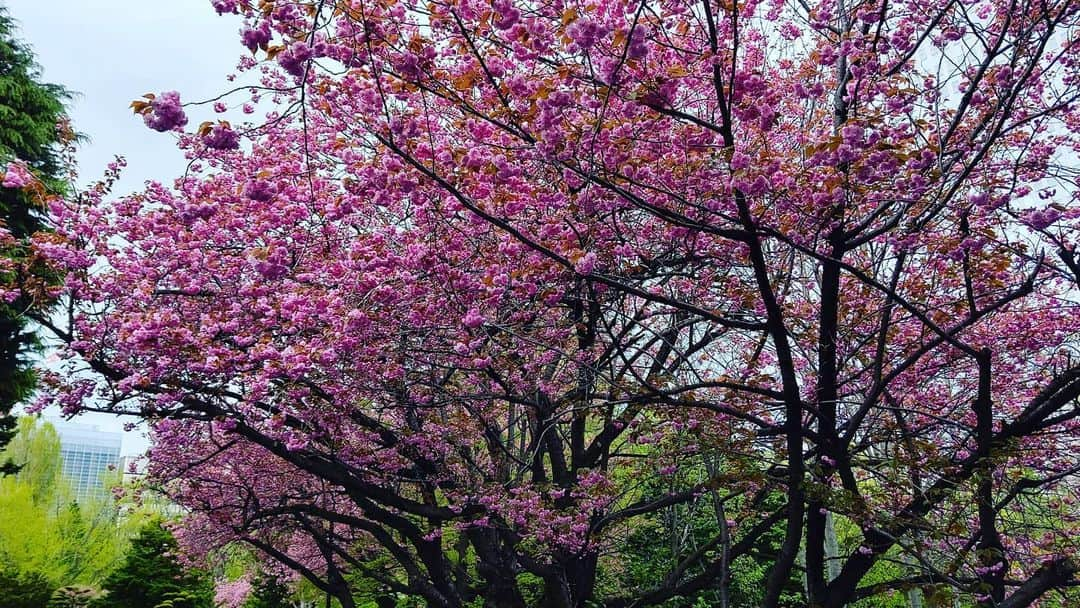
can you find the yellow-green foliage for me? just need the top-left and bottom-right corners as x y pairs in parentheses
(0, 417), (134, 590)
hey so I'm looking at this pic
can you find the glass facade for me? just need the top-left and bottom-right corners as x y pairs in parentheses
(52, 421), (123, 502)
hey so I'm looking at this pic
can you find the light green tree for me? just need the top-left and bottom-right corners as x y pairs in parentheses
(0, 417), (132, 595)
(2, 415), (62, 502)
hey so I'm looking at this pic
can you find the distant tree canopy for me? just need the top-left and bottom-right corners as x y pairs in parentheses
(0, 5), (70, 474)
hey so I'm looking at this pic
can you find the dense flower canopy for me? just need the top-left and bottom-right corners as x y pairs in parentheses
(10, 0), (1080, 606)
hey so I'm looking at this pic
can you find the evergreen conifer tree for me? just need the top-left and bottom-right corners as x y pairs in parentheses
(92, 520), (213, 608)
(242, 575), (292, 608)
(0, 5), (70, 474)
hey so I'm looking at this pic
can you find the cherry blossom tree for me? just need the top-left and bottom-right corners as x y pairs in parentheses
(9, 0), (1080, 606)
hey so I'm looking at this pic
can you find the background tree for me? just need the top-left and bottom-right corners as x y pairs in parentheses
(0, 4), (70, 474)
(92, 519), (213, 608)
(241, 575), (293, 608)
(0, 417), (131, 598)
(0, 565), (52, 608)
(25, 0), (1080, 606)
(48, 586), (103, 608)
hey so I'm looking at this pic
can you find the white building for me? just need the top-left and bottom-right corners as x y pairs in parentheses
(50, 420), (123, 502)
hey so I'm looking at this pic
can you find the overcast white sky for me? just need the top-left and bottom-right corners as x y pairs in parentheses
(6, 1), (246, 455)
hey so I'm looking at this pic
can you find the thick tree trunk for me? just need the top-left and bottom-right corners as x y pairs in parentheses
(541, 575), (573, 608)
